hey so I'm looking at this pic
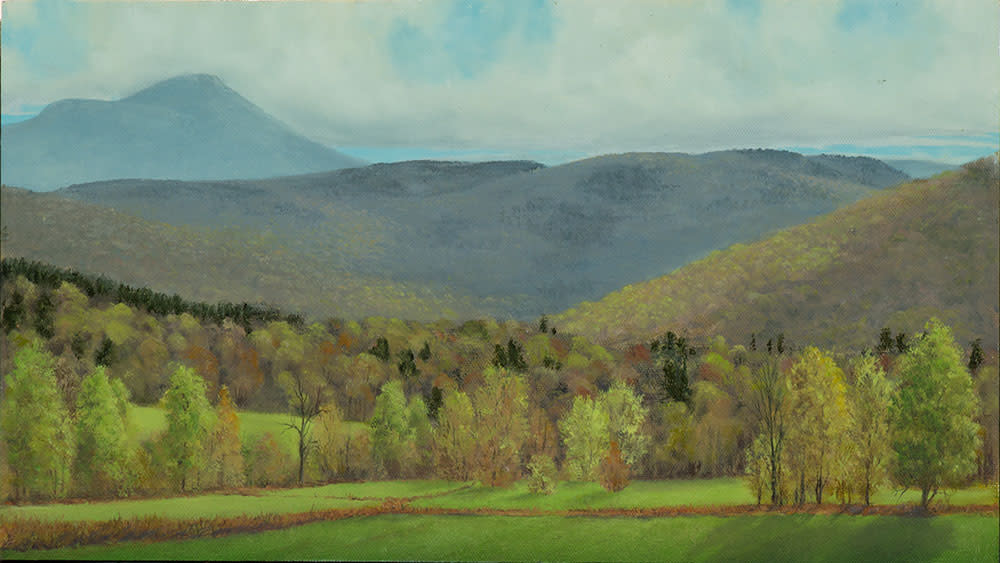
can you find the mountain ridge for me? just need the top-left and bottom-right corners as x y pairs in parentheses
(6, 148), (908, 319)
(553, 155), (999, 351)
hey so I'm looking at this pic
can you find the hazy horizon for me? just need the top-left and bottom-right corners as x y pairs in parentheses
(2, 0), (998, 168)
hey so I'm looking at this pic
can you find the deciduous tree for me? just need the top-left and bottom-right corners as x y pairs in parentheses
(162, 364), (214, 491)
(278, 369), (327, 485)
(849, 354), (893, 505)
(370, 380), (411, 478)
(75, 366), (131, 496)
(434, 389), (477, 480)
(746, 357), (787, 505)
(210, 385), (244, 488)
(473, 367), (528, 485)
(1, 341), (74, 499)
(560, 394), (609, 481)
(891, 319), (980, 508)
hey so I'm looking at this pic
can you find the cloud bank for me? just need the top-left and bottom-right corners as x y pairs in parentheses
(2, 0), (997, 160)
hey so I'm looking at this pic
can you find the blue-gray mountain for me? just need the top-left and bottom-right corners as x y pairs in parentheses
(20, 148), (910, 319)
(0, 74), (363, 191)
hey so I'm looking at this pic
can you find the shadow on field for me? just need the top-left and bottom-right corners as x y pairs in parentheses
(687, 514), (954, 562)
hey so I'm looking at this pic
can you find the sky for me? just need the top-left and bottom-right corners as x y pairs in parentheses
(1, 0), (998, 165)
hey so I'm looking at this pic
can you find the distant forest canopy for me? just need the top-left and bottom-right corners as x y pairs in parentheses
(1, 260), (996, 505)
(556, 155), (1000, 351)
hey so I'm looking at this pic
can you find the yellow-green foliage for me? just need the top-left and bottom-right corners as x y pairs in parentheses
(555, 159), (999, 350)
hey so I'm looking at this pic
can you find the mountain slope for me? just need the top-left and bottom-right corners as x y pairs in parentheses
(0, 185), (514, 320)
(0, 74), (364, 191)
(49, 149), (907, 317)
(554, 156), (999, 351)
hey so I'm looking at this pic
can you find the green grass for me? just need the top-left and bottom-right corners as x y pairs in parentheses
(412, 478), (997, 510)
(0, 494), (371, 523)
(412, 478), (753, 510)
(7, 514), (997, 561)
(2, 479), (991, 524)
(128, 405), (368, 458)
(871, 484), (999, 507)
(0, 481), (466, 523)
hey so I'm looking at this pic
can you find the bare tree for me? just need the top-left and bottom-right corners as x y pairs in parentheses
(747, 357), (787, 505)
(279, 370), (328, 485)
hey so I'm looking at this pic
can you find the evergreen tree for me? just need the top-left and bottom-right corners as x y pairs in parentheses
(418, 341), (432, 362)
(506, 338), (527, 372)
(652, 332), (693, 403)
(34, 290), (55, 339)
(968, 338), (985, 373)
(492, 343), (507, 369)
(425, 386), (444, 421)
(94, 336), (116, 367)
(894, 332), (908, 355)
(2, 290), (24, 333)
(369, 337), (390, 362)
(397, 348), (420, 380)
(877, 327), (893, 354)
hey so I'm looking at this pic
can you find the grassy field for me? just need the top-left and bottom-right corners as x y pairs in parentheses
(0, 481), (466, 523)
(7, 513), (998, 561)
(411, 478), (997, 510)
(128, 406), (368, 458)
(3, 479), (993, 523)
(412, 478), (753, 509)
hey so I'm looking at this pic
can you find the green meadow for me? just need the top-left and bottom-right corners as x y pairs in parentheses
(0, 481), (466, 522)
(128, 405), (368, 458)
(8, 513), (998, 562)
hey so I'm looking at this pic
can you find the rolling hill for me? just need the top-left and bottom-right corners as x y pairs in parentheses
(0, 74), (363, 191)
(42, 149), (907, 318)
(0, 185), (511, 321)
(554, 155), (999, 351)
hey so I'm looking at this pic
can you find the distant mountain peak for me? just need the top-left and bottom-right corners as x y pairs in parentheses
(122, 73), (258, 113)
(1, 74), (364, 191)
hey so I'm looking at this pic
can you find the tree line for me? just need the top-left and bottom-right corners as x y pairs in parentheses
(1, 318), (993, 508)
(1, 268), (995, 506)
(1, 257), (303, 331)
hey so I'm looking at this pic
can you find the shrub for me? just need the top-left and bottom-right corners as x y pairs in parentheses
(245, 432), (292, 487)
(527, 454), (558, 495)
(599, 441), (630, 493)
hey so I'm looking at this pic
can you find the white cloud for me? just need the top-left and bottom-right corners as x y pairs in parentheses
(1, 0), (997, 155)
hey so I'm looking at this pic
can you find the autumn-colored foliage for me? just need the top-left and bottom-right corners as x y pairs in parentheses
(600, 441), (631, 492)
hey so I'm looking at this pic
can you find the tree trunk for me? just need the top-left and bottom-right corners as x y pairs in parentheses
(298, 444), (306, 485)
(769, 454), (780, 505)
(921, 487), (929, 508)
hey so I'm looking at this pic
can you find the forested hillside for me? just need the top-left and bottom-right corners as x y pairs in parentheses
(0, 186), (501, 320)
(5, 149), (907, 319)
(556, 156), (999, 351)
